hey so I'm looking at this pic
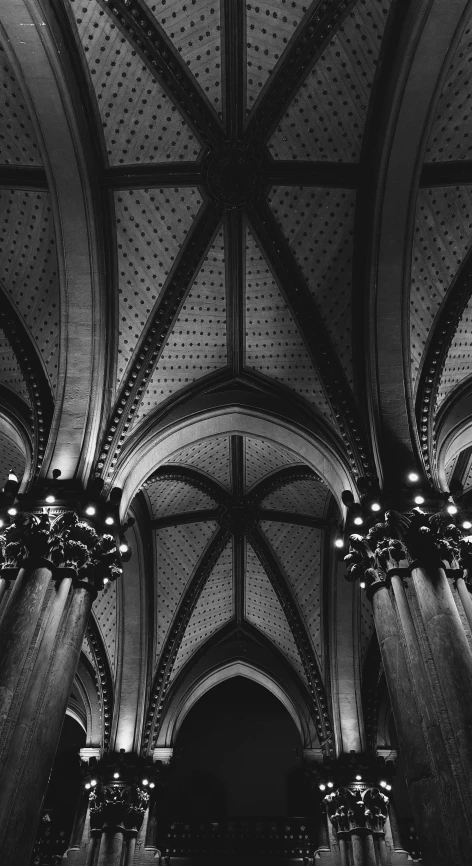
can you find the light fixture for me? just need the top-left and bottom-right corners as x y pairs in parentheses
(113, 772), (119, 779)
(327, 781), (334, 789)
(105, 516), (114, 526)
(386, 784), (392, 791)
(45, 494), (55, 504)
(360, 581), (366, 589)
(463, 520), (472, 530)
(85, 782), (91, 790)
(334, 538), (344, 549)
(85, 505), (96, 516)
(142, 778), (149, 786)
(408, 472), (419, 483)
(119, 542), (129, 554)
(353, 516), (363, 526)
(380, 780), (387, 788)
(355, 775), (362, 781)
(90, 779), (97, 787)
(370, 502), (381, 512)
(7, 507), (17, 516)
(0, 519), (4, 528)
(149, 782), (155, 789)
(447, 504), (458, 515)
(318, 783), (326, 791)
(103, 577), (109, 585)
(414, 495), (424, 505)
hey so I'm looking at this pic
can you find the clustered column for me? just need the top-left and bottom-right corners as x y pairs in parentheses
(0, 508), (122, 866)
(345, 509), (472, 865)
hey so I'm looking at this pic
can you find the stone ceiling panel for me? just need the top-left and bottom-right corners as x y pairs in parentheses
(115, 187), (203, 392)
(133, 226), (227, 423)
(269, 0), (392, 161)
(246, 0), (309, 115)
(170, 539), (234, 681)
(142, 0), (222, 116)
(261, 476), (329, 518)
(245, 541), (307, 685)
(245, 227), (336, 423)
(0, 190), (59, 394)
(0, 327), (30, 406)
(163, 436), (232, 491)
(154, 521), (218, 663)
(410, 186), (472, 391)
(269, 186), (355, 385)
(145, 478), (217, 519)
(70, 0), (202, 165)
(244, 437), (303, 492)
(0, 45), (42, 166)
(261, 521), (323, 668)
(425, 14), (472, 161)
(93, 580), (118, 680)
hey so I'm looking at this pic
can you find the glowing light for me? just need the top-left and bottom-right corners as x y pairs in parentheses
(414, 495), (424, 505)
(380, 781), (387, 788)
(334, 538), (344, 549)
(8, 472), (17, 482)
(149, 782), (155, 789)
(353, 516), (363, 526)
(105, 516), (114, 526)
(85, 783), (91, 790)
(370, 502), (381, 512)
(7, 507), (17, 516)
(85, 505), (96, 516)
(0, 520), (3, 528)
(327, 782), (334, 789)
(46, 494), (55, 504)
(318, 783), (326, 791)
(355, 775), (362, 781)
(113, 772), (119, 779)
(463, 521), (472, 530)
(119, 542), (129, 553)
(360, 581), (366, 589)
(103, 578), (109, 585)
(447, 504), (458, 515)
(142, 778), (149, 786)
(90, 779), (97, 787)
(408, 472), (419, 483)
(386, 784), (392, 791)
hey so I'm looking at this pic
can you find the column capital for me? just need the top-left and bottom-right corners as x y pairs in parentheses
(343, 509), (470, 593)
(324, 786), (389, 835)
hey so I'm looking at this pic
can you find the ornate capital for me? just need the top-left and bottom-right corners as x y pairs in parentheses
(89, 783), (149, 832)
(0, 511), (122, 589)
(324, 786), (389, 835)
(344, 509), (469, 590)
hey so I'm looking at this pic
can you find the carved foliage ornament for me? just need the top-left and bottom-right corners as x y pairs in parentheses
(344, 509), (472, 588)
(89, 783), (150, 832)
(324, 786), (389, 834)
(0, 511), (122, 583)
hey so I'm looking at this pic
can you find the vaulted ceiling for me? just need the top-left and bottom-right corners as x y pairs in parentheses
(2, 0), (472, 754)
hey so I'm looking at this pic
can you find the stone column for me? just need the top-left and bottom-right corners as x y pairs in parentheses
(89, 780), (149, 866)
(325, 786), (388, 866)
(454, 573), (472, 634)
(0, 510), (122, 866)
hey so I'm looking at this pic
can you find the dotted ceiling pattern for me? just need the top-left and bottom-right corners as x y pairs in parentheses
(244, 436), (304, 491)
(410, 186), (472, 391)
(169, 539), (234, 682)
(425, 15), (472, 161)
(145, 478), (216, 519)
(245, 541), (308, 685)
(142, 0), (222, 116)
(93, 580), (118, 679)
(0, 327), (30, 406)
(436, 292), (472, 409)
(163, 436), (232, 490)
(261, 521), (323, 669)
(269, 0), (392, 162)
(0, 45), (41, 166)
(154, 521), (218, 664)
(261, 476), (329, 518)
(114, 187), (203, 392)
(0, 190), (59, 393)
(70, 0), (201, 165)
(0, 429), (26, 488)
(269, 186), (355, 385)
(245, 228), (336, 423)
(246, 0), (309, 115)
(132, 226), (227, 423)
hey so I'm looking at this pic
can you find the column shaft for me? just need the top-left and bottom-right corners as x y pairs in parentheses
(350, 832), (364, 866)
(125, 834), (137, 866)
(454, 575), (472, 635)
(364, 832), (377, 866)
(338, 836), (349, 866)
(0, 581), (94, 865)
(370, 581), (448, 864)
(85, 835), (99, 866)
(97, 830), (124, 866)
(0, 575), (10, 606)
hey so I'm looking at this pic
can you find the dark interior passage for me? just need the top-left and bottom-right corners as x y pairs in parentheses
(169, 677), (306, 817)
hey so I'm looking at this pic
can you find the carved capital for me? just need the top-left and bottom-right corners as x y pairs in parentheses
(324, 786), (388, 835)
(89, 782), (149, 832)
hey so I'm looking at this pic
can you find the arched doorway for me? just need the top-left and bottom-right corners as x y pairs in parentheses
(168, 677), (306, 818)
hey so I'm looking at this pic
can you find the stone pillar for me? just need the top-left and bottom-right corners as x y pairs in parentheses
(454, 573), (472, 634)
(325, 786), (388, 866)
(0, 510), (122, 866)
(89, 780), (149, 866)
